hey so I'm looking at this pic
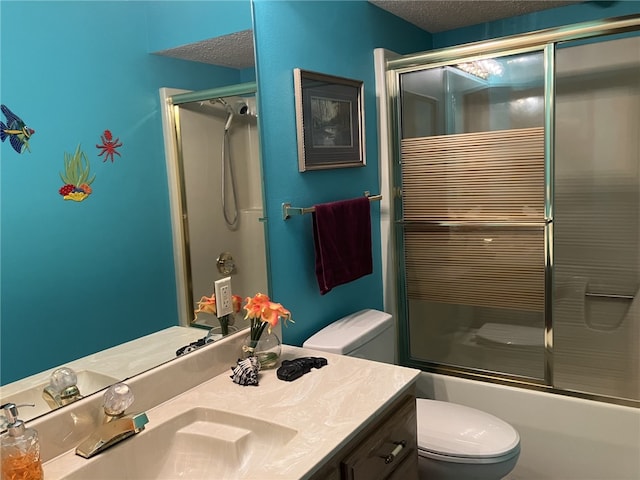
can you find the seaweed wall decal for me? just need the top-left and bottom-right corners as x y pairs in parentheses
(58, 144), (95, 201)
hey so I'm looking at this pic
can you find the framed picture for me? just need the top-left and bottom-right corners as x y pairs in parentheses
(294, 68), (365, 172)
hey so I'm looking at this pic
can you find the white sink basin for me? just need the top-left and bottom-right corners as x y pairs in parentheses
(59, 407), (298, 479)
(1, 370), (118, 419)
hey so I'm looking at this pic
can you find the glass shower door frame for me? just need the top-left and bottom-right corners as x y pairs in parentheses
(393, 44), (550, 386)
(386, 15), (640, 406)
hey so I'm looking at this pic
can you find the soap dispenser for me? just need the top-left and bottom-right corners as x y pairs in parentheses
(0, 403), (44, 480)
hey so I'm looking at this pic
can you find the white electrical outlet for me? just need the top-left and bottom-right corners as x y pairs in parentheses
(214, 277), (233, 317)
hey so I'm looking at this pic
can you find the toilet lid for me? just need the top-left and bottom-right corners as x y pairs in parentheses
(416, 399), (520, 459)
(476, 323), (543, 347)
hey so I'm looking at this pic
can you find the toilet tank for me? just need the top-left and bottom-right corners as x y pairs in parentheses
(303, 309), (395, 364)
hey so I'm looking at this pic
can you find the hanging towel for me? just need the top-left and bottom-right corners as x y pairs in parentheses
(312, 197), (372, 295)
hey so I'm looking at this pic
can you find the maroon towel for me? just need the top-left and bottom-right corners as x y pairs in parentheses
(312, 197), (372, 295)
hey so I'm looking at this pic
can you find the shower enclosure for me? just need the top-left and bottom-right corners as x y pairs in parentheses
(385, 16), (640, 405)
(160, 84), (269, 330)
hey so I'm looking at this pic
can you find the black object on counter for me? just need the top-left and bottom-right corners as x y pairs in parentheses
(277, 357), (328, 382)
(175, 336), (213, 356)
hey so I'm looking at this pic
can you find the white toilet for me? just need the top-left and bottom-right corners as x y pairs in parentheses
(303, 309), (521, 480)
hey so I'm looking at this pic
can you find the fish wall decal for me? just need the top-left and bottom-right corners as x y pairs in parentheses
(0, 105), (35, 154)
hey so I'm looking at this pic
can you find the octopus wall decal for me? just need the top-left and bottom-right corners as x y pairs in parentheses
(96, 129), (122, 162)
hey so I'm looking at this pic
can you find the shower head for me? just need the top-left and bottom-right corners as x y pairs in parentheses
(210, 97), (251, 131)
(233, 101), (249, 115)
(211, 97), (250, 116)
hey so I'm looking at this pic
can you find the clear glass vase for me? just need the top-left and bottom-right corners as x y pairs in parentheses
(241, 330), (282, 369)
(206, 325), (239, 342)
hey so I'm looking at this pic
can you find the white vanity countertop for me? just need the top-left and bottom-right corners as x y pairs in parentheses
(43, 345), (420, 479)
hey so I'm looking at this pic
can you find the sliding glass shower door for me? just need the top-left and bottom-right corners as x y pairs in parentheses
(393, 24), (639, 403)
(553, 35), (640, 401)
(398, 50), (547, 381)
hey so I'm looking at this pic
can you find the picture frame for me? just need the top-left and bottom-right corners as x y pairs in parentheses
(294, 68), (365, 172)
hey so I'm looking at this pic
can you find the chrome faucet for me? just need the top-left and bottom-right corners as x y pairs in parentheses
(75, 382), (148, 459)
(42, 367), (83, 409)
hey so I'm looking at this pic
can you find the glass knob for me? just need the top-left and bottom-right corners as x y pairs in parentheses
(103, 383), (134, 416)
(49, 367), (78, 393)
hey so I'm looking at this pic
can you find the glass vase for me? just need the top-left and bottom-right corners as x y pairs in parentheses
(206, 325), (239, 342)
(241, 331), (282, 369)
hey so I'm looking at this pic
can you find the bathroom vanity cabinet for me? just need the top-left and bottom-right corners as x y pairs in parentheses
(309, 391), (418, 480)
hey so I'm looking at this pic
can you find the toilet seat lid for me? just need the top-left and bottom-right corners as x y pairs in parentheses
(476, 323), (543, 347)
(416, 399), (520, 459)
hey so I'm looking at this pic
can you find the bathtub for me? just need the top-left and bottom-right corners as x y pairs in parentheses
(417, 372), (640, 480)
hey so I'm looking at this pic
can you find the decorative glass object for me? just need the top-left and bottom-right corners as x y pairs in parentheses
(241, 330), (282, 369)
(205, 325), (239, 342)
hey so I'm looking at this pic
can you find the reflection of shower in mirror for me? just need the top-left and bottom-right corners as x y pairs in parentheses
(212, 97), (254, 229)
(189, 97), (258, 229)
(211, 97), (252, 116)
(160, 87), (269, 330)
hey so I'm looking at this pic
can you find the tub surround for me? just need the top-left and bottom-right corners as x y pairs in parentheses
(417, 372), (640, 479)
(38, 337), (419, 478)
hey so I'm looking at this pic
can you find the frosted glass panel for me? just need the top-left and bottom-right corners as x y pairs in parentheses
(553, 35), (640, 401)
(401, 128), (545, 221)
(405, 228), (545, 379)
(408, 299), (545, 379)
(404, 229), (545, 312)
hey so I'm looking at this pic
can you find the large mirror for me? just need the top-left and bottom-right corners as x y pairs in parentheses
(0, 0), (268, 422)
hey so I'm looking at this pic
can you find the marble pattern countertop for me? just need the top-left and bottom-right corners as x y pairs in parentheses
(43, 345), (420, 479)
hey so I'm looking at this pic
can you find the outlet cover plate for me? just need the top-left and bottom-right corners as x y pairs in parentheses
(214, 277), (233, 317)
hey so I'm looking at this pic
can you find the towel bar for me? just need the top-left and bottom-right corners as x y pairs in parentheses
(282, 192), (382, 220)
(585, 292), (634, 300)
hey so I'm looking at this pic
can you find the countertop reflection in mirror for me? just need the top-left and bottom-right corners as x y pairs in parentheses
(0, 327), (209, 423)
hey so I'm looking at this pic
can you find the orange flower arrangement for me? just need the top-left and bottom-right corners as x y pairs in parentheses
(244, 293), (293, 342)
(194, 292), (243, 335)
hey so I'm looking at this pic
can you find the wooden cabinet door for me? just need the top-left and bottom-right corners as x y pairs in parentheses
(341, 395), (418, 480)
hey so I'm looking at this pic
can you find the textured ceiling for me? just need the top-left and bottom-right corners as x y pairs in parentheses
(154, 29), (255, 69)
(154, 1), (581, 68)
(369, 1), (581, 33)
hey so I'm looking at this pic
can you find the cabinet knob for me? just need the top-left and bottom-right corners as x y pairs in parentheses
(381, 440), (406, 464)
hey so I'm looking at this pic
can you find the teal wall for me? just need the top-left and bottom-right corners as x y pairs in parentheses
(0, 1), (252, 384)
(252, 0), (432, 346)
